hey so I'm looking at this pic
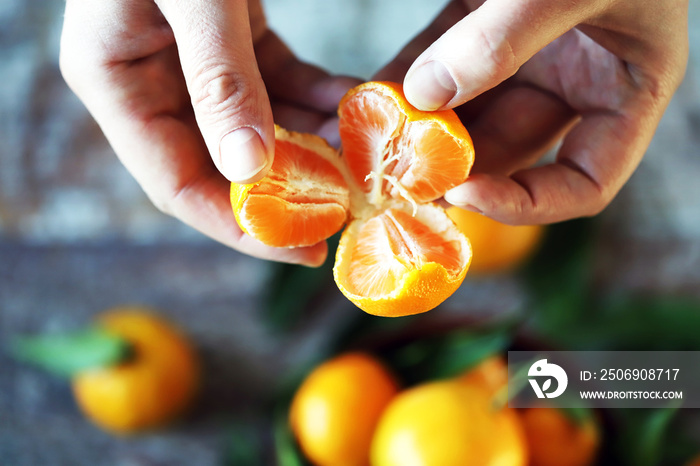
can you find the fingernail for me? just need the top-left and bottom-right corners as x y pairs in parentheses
(220, 127), (270, 183)
(404, 61), (457, 111)
(303, 252), (327, 268)
(461, 204), (483, 215)
(444, 189), (483, 214)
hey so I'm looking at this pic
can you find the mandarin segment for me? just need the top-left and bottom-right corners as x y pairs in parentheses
(337, 86), (403, 194)
(339, 81), (473, 206)
(334, 203), (471, 317)
(231, 126), (350, 248)
(391, 120), (474, 203)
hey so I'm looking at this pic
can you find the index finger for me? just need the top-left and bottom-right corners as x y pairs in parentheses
(444, 106), (655, 224)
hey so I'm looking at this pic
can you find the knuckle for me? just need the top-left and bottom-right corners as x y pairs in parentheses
(144, 185), (178, 217)
(585, 200), (606, 218)
(577, 185), (612, 218)
(145, 172), (206, 218)
(476, 28), (518, 81)
(588, 190), (613, 217)
(189, 61), (255, 120)
(58, 39), (84, 90)
(149, 193), (176, 217)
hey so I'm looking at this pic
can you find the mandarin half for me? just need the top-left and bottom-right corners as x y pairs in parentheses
(231, 82), (475, 316)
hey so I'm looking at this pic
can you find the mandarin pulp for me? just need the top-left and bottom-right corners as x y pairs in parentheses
(231, 82), (475, 316)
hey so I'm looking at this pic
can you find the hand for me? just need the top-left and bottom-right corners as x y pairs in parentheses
(377, 0), (688, 224)
(60, 0), (360, 265)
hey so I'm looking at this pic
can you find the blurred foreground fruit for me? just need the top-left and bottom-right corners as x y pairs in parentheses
(290, 353), (399, 466)
(72, 308), (199, 433)
(371, 379), (527, 466)
(519, 406), (600, 466)
(446, 206), (543, 274)
(232, 81), (475, 316)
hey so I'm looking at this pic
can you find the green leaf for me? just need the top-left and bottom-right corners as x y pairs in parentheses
(273, 404), (310, 466)
(382, 326), (513, 385)
(521, 217), (599, 335)
(557, 405), (596, 426)
(263, 234), (339, 333)
(223, 422), (263, 466)
(9, 326), (131, 377)
(427, 329), (511, 380)
(618, 405), (681, 466)
(545, 296), (700, 350)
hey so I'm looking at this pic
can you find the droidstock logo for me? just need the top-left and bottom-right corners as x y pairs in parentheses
(528, 359), (568, 399)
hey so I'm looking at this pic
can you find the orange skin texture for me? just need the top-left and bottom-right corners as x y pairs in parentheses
(456, 355), (509, 396)
(446, 207), (544, 275)
(334, 257), (468, 318)
(519, 406), (600, 466)
(289, 353), (399, 466)
(371, 379), (527, 466)
(338, 81), (473, 204)
(72, 308), (199, 434)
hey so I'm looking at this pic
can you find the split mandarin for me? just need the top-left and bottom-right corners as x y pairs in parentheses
(231, 82), (475, 316)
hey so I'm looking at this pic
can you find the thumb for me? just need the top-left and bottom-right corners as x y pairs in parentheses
(157, 0), (274, 183)
(403, 0), (591, 110)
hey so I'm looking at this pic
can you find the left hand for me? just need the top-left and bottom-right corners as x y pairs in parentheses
(376, 0), (688, 224)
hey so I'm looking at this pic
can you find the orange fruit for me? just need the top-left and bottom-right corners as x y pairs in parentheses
(446, 206), (543, 275)
(289, 352), (399, 466)
(72, 308), (199, 433)
(231, 82), (475, 317)
(371, 379), (527, 466)
(456, 355), (509, 396)
(231, 128), (350, 248)
(686, 454), (700, 466)
(519, 406), (600, 466)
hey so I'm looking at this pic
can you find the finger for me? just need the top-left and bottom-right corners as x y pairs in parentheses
(403, 0), (596, 110)
(156, 0), (275, 184)
(373, 0), (468, 82)
(270, 101), (328, 133)
(60, 1), (327, 266)
(445, 107), (656, 224)
(104, 89), (329, 266)
(468, 85), (577, 176)
(256, 31), (362, 113)
(371, 0), (513, 123)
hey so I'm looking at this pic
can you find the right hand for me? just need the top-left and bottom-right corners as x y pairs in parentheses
(60, 0), (360, 266)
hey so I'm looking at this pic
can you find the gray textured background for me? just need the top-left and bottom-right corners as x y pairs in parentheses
(1, 1), (700, 465)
